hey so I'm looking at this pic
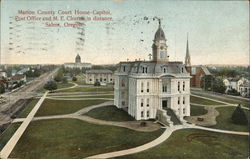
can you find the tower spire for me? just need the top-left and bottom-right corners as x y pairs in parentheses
(185, 33), (191, 66)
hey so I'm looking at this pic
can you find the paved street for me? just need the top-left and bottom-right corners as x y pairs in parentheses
(0, 68), (59, 125)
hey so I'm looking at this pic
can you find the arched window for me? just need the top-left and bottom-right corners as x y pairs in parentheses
(141, 82), (144, 92)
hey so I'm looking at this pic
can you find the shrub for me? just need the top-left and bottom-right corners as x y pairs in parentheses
(231, 105), (248, 125)
(94, 81), (100, 86)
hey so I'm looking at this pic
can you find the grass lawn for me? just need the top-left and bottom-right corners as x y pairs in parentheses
(57, 82), (75, 89)
(191, 96), (225, 105)
(9, 119), (164, 159)
(190, 105), (208, 116)
(86, 105), (135, 121)
(208, 106), (249, 132)
(192, 92), (250, 107)
(117, 129), (249, 159)
(0, 123), (21, 151)
(37, 82), (75, 93)
(17, 99), (39, 118)
(54, 95), (114, 99)
(73, 81), (91, 85)
(55, 87), (114, 93)
(35, 99), (107, 116)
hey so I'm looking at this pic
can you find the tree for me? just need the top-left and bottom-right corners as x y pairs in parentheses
(0, 82), (5, 94)
(201, 75), (213, 91)
(227, 89), (240, 96)
(212, 78), (226, 93)
(54, 70), (63, 82)
(231, 105), (248, 125)
(44, 80), (57, 92)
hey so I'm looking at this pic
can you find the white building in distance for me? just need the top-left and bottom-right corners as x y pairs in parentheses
(85, 69), (114, 85)
(64, 54), (92, 69)
(114, 21), (191, 123)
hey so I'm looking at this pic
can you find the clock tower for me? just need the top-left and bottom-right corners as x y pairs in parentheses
(152, 19), (169, 63)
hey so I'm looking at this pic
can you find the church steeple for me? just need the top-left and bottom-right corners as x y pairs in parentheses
(185, 34), (191, 66)
(152, 19), (169, 63)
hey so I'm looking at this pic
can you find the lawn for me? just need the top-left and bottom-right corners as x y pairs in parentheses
(117, 129), (249, 159)
(191, 96), (225, 105)
(190, 105), (208, 116)
(73, 81), (91, 85)
(86, 105), (135, 121)
(0, 123), (21, 151)
(55, 87), (114, 93)
(37, 82), (75, 93)
(54, 95), (114, 99)
(192, 92), (250, 107)
(17, 99), (39, 118)
(208, 106), (249, 132)
(35, 99), (108, 116)
(9, 119), (164, 159)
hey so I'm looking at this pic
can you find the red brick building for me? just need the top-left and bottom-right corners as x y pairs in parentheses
(184, 36), (211, 88)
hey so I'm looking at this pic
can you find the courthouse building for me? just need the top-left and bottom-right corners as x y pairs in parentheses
(114, 21), (191, 123)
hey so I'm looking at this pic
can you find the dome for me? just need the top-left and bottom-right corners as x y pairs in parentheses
(75, 54), (81, 63)
(154, 27), (166, 41)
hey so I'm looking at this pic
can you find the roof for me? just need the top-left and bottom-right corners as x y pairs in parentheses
(192, 65), (211, 75)
(154, 27), (166, 41)
(76, 54), (81, 59)
(116, 61), (188, 76)
(0, 69), (6, 73)
(86, 69), (113, 74)
(11, 74), (25, 81)
(240, 81), (250, 87)
(227, 77), (242, 82)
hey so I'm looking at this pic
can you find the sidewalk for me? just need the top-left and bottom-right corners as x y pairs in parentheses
(0, 92), (48, 159)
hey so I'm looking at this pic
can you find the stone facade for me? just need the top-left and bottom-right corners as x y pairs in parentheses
(85, 69), (114, 85)
(114, 22), (191, 121)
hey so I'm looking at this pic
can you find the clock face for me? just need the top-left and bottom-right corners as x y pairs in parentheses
(160, 51), (164, 58)
(160, 46), (164, 50)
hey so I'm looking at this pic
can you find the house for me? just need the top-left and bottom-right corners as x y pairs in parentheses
(114, 21), (191, 123)
(223, 77), (244, 92)
(0, 69), (7, 78)
(239, 81), (250, 97)
(64, 54), (92, 69)
(85, 69), (114, 85)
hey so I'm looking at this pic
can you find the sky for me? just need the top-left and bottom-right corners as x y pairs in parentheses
(0, 0), (249, 65)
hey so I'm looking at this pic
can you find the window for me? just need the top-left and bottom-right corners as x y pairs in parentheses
(147, 111), (149, 117)
(141, 111), (144, 117)
(183, 97), (185, 104)
(181, 67), (184, 73)
(121, 79), (125, 87)
(191, 67), (196, 75)
(104, 78), (106, 81)
(163, 67), (166, 73)
(123, 66), (126, 72)
(110, 78), (112, 81)
(147, 82), (149, 92)
(162, 85), (167, 92)
(146, 98), (149, 107)
(89, 79), (92, 81)
(141, 82), (144, 92)
(141, 98), (144, 107)
(178, 82), (180, 92)
(183, 82), (185, 91)
(178, 97), (180, 105)
(183, 108), (186, 114)
(142, 67), (148, 73)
